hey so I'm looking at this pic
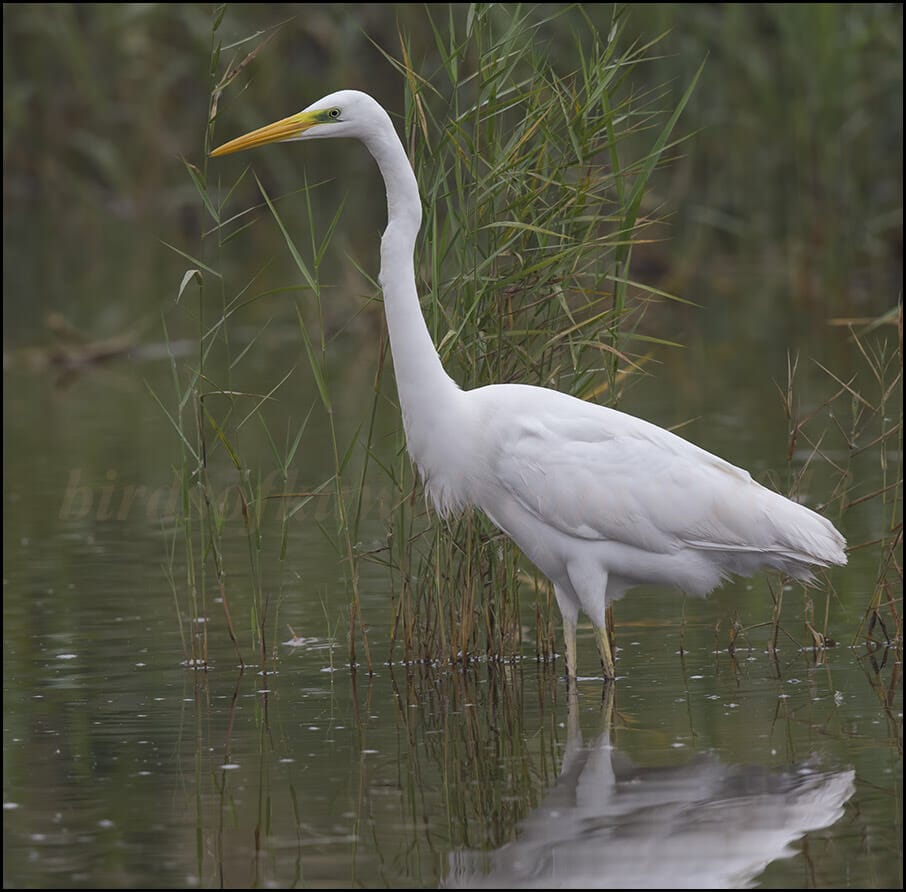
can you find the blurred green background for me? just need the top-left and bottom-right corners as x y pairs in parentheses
(3, 2), (902, 351)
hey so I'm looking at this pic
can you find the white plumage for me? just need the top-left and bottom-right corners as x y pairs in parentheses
(212, 89), (847, 681)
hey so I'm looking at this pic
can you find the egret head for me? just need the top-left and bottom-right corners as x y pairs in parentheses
(210, 90), (384, 157)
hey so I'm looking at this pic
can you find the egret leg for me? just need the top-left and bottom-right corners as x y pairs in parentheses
(554, 585), (579, 684)
(565, 564), (614, 681)
(594, 622), (616, 681)
(563, 615), (578, 684)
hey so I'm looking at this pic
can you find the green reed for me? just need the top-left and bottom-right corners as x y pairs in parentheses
(349, 5), (697, 664)
(155, 6), (304, 672)
(167, 5), (697, 671)
(159, 5), (900, 678)
(737, 309), (903, 658)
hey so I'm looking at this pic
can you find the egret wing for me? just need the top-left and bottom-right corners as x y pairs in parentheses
(491, 407), (771, 555)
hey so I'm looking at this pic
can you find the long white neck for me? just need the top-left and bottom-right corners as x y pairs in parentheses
(361, 112), (466, 508)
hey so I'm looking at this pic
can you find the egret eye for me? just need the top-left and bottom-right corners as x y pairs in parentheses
(328, 107), (341, 119)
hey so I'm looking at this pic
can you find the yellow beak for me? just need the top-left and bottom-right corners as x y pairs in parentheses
(210, 110), (319, 157)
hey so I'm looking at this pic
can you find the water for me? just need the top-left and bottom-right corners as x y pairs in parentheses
(2, 590), (899, 888)
(3, 325), (901, 887)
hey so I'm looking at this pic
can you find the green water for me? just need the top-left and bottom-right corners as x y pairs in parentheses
(3, 319), (901, 887)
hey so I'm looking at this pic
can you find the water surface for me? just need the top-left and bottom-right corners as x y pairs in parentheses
(3, 330), (901, 888)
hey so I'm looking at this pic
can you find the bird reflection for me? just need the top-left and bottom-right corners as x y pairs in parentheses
(445, 689), (854, 889)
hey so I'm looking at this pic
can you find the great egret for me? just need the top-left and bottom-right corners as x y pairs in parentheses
(211, 89), (847, 681)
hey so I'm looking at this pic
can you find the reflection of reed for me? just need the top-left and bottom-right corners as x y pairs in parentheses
(445, 687), (855, 889)
(388, 662), (565, 851)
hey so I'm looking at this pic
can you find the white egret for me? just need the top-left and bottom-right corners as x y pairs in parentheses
(211, 90), (847, 681)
